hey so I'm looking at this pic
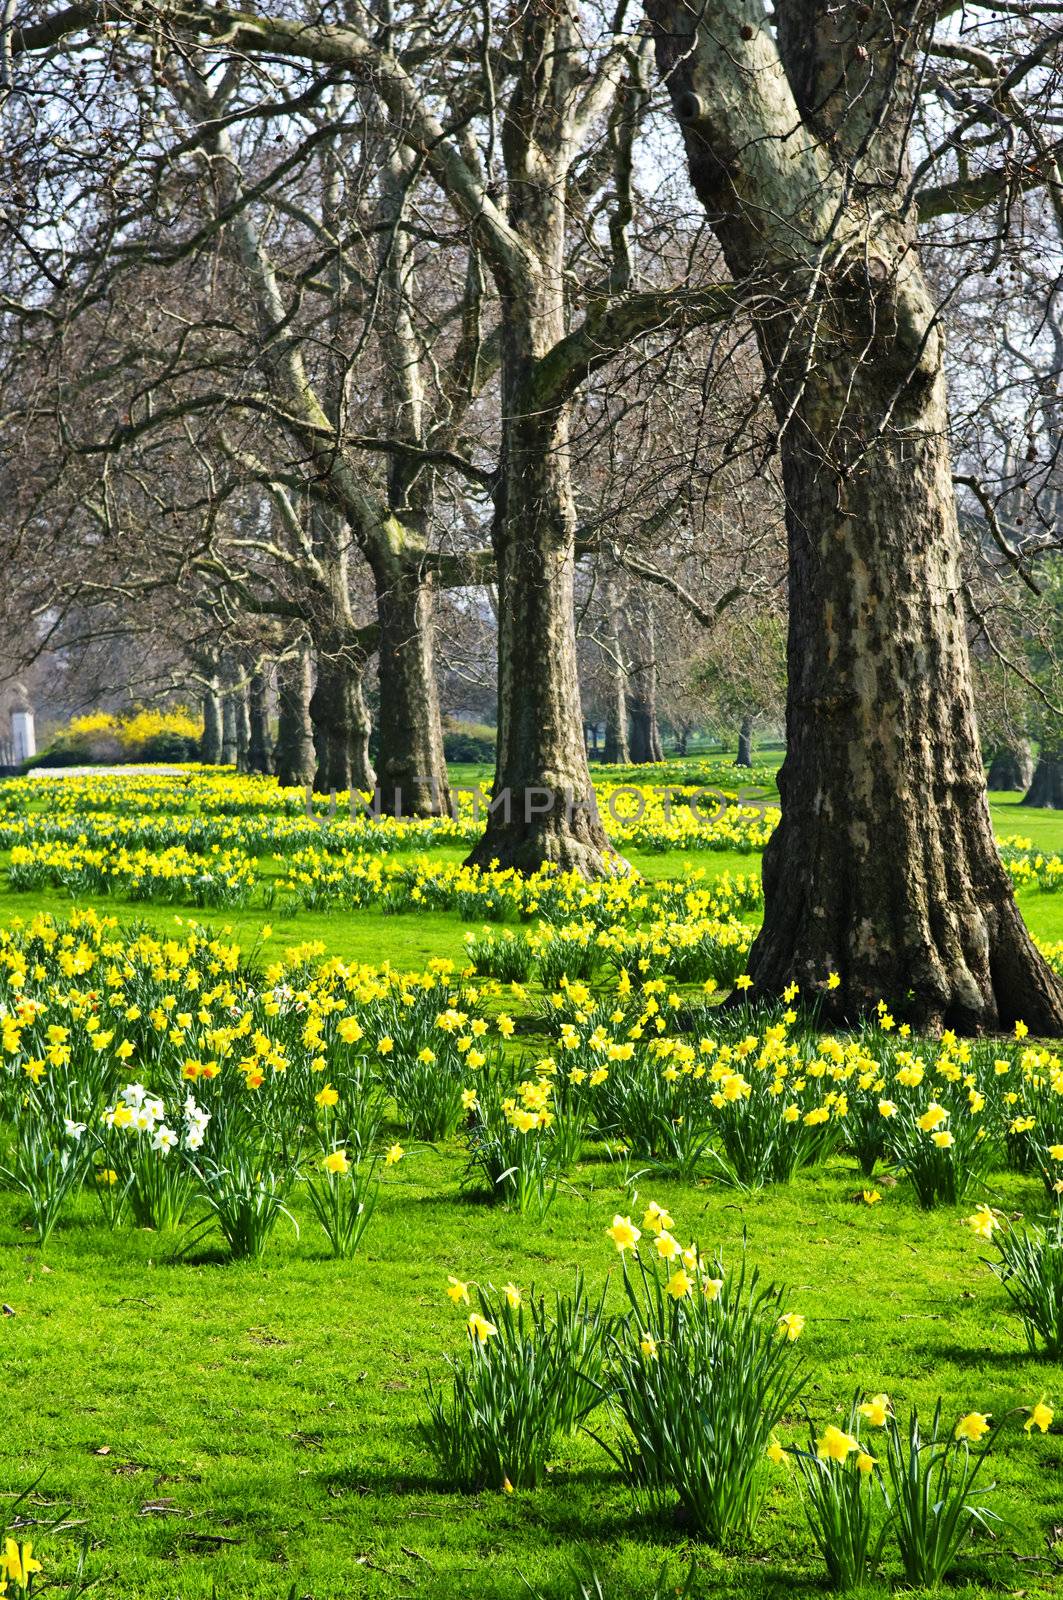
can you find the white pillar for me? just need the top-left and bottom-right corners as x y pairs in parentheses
(11, 710), (35, 763)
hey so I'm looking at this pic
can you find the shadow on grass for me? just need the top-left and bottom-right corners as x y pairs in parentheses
(926, 1341), (1039, 1369)
(157, 1245), (234, 1268)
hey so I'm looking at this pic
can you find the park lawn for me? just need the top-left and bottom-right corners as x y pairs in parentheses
(1, 780), (1062, 1599)
(3, 1141), (1062, 1600)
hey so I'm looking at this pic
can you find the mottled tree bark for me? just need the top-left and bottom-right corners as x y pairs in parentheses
(199, 681), (223, 764)
(373, 559), (450, 817)
(626, 593), (663, 764)
(1023, 754), (1063, 809)
(467, 392), (615, 873)
(749, 364), (1063, 1029)
(274, 643), (316, 789)
(247, 671), (273, 774)
(603, 575), (630, 766)
(736, 716), (753, 768)
(310, 640), (375, 795)
(234, 686), (251, 772)
(221, 690), (238, 767)
(649, 0), (1063, 1031)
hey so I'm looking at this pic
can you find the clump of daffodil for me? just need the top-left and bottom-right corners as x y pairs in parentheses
(609, 1221), (807, 1545)
(423, 1268), (611, 1494)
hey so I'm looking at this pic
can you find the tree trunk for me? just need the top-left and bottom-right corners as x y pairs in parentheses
(373, 561), (451, 817)
(649, 0), (1063, 1032)
(234, 685), (251, 772)
(199, 682), (222, 764)
(735, 716), (754, 768)
(987, 743), (1034, 792)
(628, 698), (661, 764)
(748, 371), (1063, 1030)
(310, 639), (376, 795)
(602, 574), (630, 765)
(1022, 755), (1063, 809)
(247, 671), (273, 775)
(626, 594), (663, 764)
(274, 644), (316, 789)
(466, 395), (616, 873)
(603, 709), (629, 765)
(221, 690), (238, 766)
(464, 203), (616, 873)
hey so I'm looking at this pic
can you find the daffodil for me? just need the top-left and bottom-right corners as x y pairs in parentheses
(2, 1538), (42, 1588)
(954, 1411), (991, 1443)
(641, 1200), (673, 1235)
(965, 1204), (998, 1240)
(858, 1393), (891, 1427)
(467, 1311), (498, 1344)
(446, 1276), (470, 1305)
(606, 1214), (640, 1252)
(1024, 1398), (1053, 1434)
(817, 1424), (858, 1463)
(777, 1311), (805, 1342)
(665, 1268), (692, 1300)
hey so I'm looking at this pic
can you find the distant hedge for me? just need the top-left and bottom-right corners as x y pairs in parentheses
(443, 721), (496, 762)
(29, 707), (203, 768)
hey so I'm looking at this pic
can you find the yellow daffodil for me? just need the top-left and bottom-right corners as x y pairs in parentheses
(641, 1200), (674, 1235)
(965, 1205), (999, 1240)
(1024, 1398), (1053, 1434)
(467, 1311), (497, 1344)
(954, 1412), (991, 1443)
(606, 1215), (640, 1252)
(817, 1425), (858, 1463)
(2, 1538), (42, 1587)
(858, 1394), (891, 1427)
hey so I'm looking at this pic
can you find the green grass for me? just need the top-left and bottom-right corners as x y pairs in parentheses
(1, 769), (1062, 1598)
(4, 1159), (1061, 1598)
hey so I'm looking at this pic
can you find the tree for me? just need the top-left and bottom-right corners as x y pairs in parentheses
(646, 0), (1063, 1029)
(693, 610), (786, 767)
